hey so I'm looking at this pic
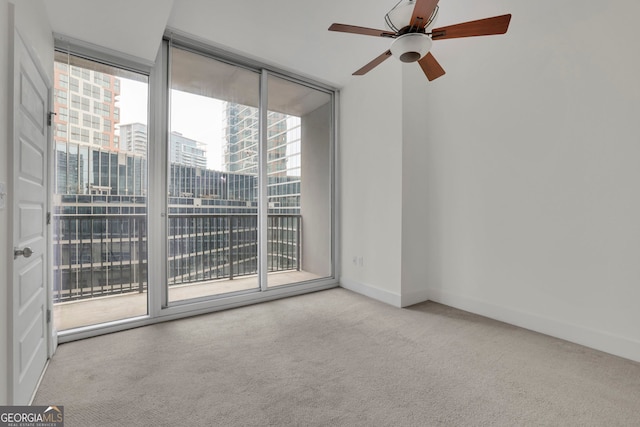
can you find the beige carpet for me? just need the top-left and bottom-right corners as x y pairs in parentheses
(34, 288), (640, 426)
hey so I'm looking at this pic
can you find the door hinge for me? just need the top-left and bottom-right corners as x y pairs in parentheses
(47, 212), (51, 225)
(46, 309), (51, 323)
(47, 112), (56, 126)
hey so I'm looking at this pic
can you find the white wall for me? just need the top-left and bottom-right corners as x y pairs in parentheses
(399, 65), (433, 307)
(405, 0), (640, 361)
(301, 102), (333, 277)
(339, 0), (640, 362)
(339, 61), (404, 306)
(0, 0), (53, 404)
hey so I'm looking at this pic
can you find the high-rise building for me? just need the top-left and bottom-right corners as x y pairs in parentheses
(119, 122), (148, 156)
(170, 131), (207, 168)
(119, 123), (208, 170)
(222, 102), (302, 211)
(223, 103), (291, 176)
(53, 57), (120, 153)
(53, 55), (128, 196)
(224, 103), (257, 174)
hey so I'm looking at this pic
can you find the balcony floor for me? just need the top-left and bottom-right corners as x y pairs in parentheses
(54, 270), (323, 331)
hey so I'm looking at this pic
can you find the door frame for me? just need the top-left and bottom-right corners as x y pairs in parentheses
(8, 26), (55, 405)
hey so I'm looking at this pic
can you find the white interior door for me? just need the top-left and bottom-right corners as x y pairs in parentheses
(11, 30), (50, 405)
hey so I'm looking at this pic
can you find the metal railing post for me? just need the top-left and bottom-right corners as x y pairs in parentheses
(138, 217), (144, 293)
(89, 217), (94, 299)
(297, 216), (301, 271)
(228, 215), (234, 280)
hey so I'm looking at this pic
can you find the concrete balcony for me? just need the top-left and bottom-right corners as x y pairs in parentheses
(54, 270), (322, 331)
(52, 213), (323, 331)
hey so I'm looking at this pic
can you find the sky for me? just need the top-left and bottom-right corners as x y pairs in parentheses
(118, 79), (225, 170)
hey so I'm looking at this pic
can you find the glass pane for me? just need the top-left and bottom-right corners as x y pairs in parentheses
(167, 46), (260, 303)
(266, 76), (333, 287)
(52, 51), (149, 330)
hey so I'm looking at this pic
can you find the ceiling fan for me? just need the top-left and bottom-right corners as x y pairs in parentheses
(328, 0), (512, 81)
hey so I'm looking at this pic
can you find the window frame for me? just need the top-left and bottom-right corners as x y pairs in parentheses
(53, 32), (339, 343)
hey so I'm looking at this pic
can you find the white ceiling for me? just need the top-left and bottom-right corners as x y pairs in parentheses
(43, 0), (407, 88)
(43, 0), (514, 88)
(43, 0), (174, 64)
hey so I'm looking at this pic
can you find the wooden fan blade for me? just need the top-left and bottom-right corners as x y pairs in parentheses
(431, 14), (512, 40)
(329, 23), (396, 38)
(410, 0), (440, 28)
(418, 52), (446, 81)
(353, 50), (392, 76)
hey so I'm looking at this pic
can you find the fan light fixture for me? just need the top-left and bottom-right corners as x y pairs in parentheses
(328, 0), (512, 82)
(390, 33), (432, 63)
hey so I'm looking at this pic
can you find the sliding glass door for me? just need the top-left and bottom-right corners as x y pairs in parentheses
(165, 43), (334, 305)
(167, 46), (260, 303)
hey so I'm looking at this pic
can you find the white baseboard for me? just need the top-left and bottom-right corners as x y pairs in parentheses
(400, 288), (430, 308)
(427, 288), (640, 363)
(340, 278), (402, 307)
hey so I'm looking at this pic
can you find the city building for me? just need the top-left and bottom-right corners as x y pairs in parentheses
(223, 103), (291, 177)
(120, 123), (208, 170)
(170, 131), (207, 168)
(224, 102), (302, 211)
(52, 55), (123, 196)
(118, 122), (147, 156)
(53, 55), (120, 153)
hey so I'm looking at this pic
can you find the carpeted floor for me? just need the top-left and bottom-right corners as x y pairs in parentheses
(34, 288), (640, 426)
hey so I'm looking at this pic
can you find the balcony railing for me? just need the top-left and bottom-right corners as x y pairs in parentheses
(53, 215), (147, 303)
(52, 213), (301, 303)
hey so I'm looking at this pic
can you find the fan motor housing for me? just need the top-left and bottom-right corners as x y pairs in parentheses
(390, 33), (433, 63)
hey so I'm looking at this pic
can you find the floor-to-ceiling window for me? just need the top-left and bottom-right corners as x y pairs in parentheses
(166, 46), (261, 302)
(165, 42), (334, 304)
(52, 51), (149, 330)
(52, 36), (336, 338)
(266, 75), (333, 287)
